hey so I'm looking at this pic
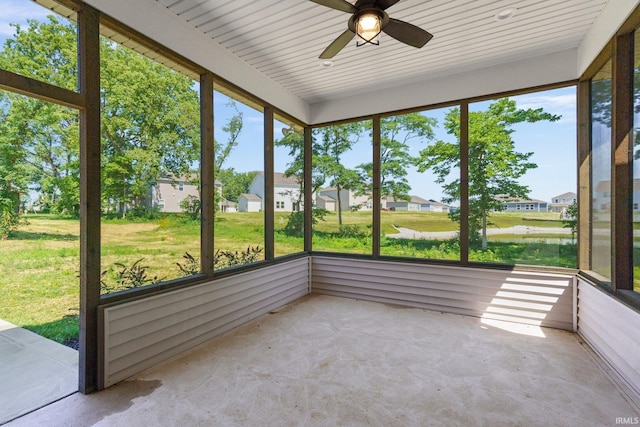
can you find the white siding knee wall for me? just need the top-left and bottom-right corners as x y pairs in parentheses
(577, 279), (640, 397)
(311, 256), (575, 330)
(99, 257), (310, 388)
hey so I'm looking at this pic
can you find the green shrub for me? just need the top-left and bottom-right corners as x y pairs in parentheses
(214, 246), (263, 269)
(283, 208), (328, 237)
(101, 258), (163, 293)
(177, 251), (200, 276)
(0, 198), (24, 239)
(339, 224), (367, 239)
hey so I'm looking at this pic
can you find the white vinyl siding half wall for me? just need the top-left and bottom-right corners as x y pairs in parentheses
(99, 258), (309, 388)
(311, 257), (574, 330)
(577, 279), (640, 397)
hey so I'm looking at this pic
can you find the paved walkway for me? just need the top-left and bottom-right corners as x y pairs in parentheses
(387, 225), (571, 240)
(0, 319), (77, 425)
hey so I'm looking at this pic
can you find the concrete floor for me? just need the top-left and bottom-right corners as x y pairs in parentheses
(7, 294), (640, 426)
(0, 319), (77, 425)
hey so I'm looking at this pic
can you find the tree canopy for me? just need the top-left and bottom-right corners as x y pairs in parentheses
(415, 98), (560, 249)
(313, 123), (364, 225)
(356, 113), (436, 201)
(0, 16), (201, 220)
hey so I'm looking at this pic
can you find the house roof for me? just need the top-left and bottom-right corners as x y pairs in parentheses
(319, 186), (338, 193)
(424, 199), (448, 207)
(240, 193), (262, 201)
(385, 195), (446, 205)
(552, 191), (577, 200)
(411, 196), (431, 204)
(595, 179), (640, 192)
(317, 195), (335, 202)
(89, 0), (624, 124)
(385, 196), (418, 204)
(158, 173), (199, 183)
(496, 196), (547, 204)
(253, 171), (300, 186)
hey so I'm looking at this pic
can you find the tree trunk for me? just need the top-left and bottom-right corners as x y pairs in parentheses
(482, 209), (487, 251)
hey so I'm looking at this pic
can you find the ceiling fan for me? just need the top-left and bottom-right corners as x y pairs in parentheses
(311, 0), (433, 59)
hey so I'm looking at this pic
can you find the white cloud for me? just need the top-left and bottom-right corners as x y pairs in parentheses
(0, 1), (59, 39)
(514, 92), (577, 124)
(246, 115), (264, 123)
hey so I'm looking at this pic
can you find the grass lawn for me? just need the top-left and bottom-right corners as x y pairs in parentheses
(0, 211), (600, 343)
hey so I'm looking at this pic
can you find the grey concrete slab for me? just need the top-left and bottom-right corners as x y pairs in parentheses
(0, 319), (77, 425)
(7, 295), (640, 426)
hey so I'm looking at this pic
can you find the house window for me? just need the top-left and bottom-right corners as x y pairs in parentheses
(516, 204), (521, 210)
(179, 182), (184, 191)
(276, 201), (284, 209)
(158, 199), (165, 211)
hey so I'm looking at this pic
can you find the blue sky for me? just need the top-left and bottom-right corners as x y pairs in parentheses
(5, 0), (577, 205)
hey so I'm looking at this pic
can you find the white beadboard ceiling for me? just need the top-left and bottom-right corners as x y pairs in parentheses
(153, 0), (609, 106)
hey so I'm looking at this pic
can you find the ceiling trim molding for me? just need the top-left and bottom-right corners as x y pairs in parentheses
(309, 48), (579, 124)
(577, 0), (640, 76)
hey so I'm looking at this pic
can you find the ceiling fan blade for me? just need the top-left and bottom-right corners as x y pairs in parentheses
(374, 0), (400, 10)
(382, 18), (433, 48)
(319, 29), (355, 59)
(309, 0), (356, 13)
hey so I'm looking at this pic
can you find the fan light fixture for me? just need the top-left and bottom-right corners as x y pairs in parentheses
(313, 0), (433, 60)
(355, 11), (382, 46)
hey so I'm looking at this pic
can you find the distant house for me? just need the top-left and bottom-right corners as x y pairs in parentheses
(238, 193), (262, 212)
(213, 179), (237, 212)
(149, 174), (199, 213)
(316, 195), (336, 211)
(593, 179), (640, 220)
(496, 195), (548, 212)
(550, 191), (577, 214)
(316, 187), (386, 211)
(593, 180), (611, 217)
(419, 198), (450, 213)
(384, 195), (450, 213)
(248, 172), (302, 212)
(385, 196), (421, 211)
(219, 198), (237, 213)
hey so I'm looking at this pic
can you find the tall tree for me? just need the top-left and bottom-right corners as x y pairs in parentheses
(216, 169), (256, 202)
(0, 99), (33, 237)
(0, 16), (202, 219)
(100, 41), (200, 216)
(313, 123), (363, 226)
(415, 98), (560, 250)
(214, 100), (243, 175)
(0, 17), (80, 217)
(356, 113), (436, 200)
